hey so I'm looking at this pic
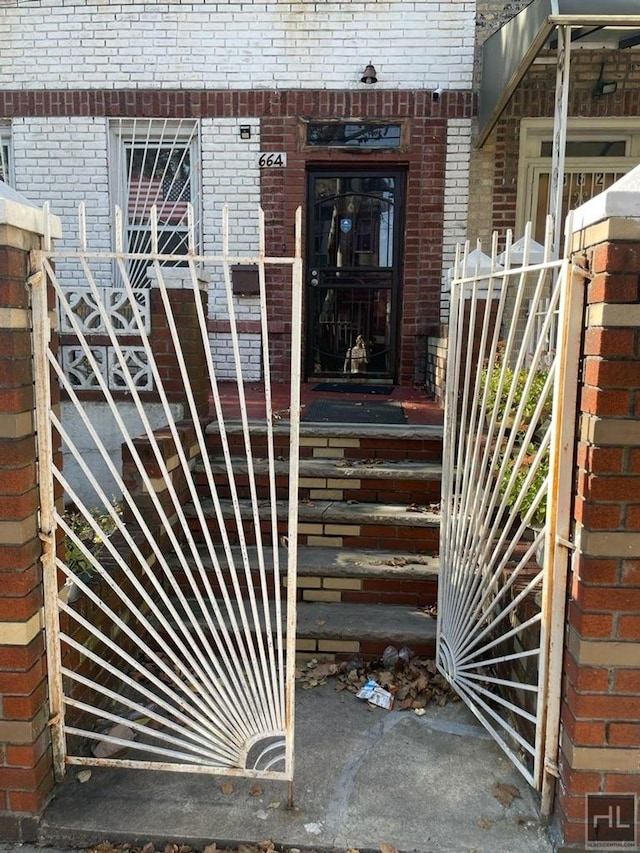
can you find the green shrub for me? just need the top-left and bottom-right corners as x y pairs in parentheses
(64, 499), (122, 580)
(498, 445), (548, 528)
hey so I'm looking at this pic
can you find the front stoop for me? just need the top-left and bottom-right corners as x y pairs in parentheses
(183, 420), (444, 660)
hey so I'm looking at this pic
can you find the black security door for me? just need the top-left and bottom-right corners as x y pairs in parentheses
(306, 170), (404, 381)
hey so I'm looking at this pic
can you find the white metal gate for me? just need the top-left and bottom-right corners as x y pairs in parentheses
(437, 219), (584, 815)
(33, 204), (302, 789)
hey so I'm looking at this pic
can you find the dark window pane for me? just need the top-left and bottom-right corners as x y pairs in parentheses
(540, 140), (626, 157)
(307, 123), (401, 148)
(311, 176), (396, 269)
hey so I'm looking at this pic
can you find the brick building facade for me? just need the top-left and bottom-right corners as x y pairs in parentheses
(1, 2), (639, 850)
(0, 0), (475, 387)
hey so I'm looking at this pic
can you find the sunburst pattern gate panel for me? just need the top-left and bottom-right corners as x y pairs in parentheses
(33, 203), (303, 783)
(437, 219), (584, 802)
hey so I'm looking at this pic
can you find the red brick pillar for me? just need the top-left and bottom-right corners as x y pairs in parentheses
(555, 182), (640, 850)
(148, 269), (210, 416)
(0, 193), (61, 839)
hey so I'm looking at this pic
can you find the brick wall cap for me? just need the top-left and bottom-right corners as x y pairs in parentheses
(0, 184), (61, 239)
(571, 163), (640, 232)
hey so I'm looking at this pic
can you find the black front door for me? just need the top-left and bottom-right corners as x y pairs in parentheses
(306, 170), (404, 381)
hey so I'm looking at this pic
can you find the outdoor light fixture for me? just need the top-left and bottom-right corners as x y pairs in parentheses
(360, 63), (378, 84)
(593, 62), (618, 97)
(239, 126), (251, 140)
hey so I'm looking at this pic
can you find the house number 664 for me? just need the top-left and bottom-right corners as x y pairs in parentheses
(258, 152), (287, 168)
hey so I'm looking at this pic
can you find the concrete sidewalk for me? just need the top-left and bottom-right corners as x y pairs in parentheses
(29, 683), (553, 853)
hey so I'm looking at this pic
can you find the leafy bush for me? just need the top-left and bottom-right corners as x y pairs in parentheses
(481, 356), (551, 433)
(64, 499), (122, 580)
(482, 351), (552, 526)
(499, 445), (548, 528)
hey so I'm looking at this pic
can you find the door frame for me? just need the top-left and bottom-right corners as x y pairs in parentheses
(304, 167), (406, 383)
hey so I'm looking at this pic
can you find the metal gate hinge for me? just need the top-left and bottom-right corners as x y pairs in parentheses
(38, 530), (54, 545)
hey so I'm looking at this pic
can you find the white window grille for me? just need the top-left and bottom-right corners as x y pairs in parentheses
(109, 119), (202, 287)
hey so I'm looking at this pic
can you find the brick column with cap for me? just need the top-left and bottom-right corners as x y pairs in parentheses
(555, 169), (640, 850)
(0, 187), (61, 839)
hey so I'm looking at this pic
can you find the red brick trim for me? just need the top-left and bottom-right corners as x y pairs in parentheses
(0, 88), (474, 119)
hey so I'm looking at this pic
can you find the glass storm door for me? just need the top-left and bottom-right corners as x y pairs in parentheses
(306, 171), (404, 381)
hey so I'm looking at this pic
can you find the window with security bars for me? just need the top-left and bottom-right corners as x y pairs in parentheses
(110, 119), (201, 287)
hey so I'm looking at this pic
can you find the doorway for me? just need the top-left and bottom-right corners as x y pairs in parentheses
(305, 169), (404, 382)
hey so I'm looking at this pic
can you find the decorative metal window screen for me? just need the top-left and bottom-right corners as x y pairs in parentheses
(110, 119), (201, 287)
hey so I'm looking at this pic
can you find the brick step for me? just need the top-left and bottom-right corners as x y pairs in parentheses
(183, 497), (441, 551)
(154, 598), (438, 662)
(205, 420), (443, 462)
(164, 544), (439, 607)
(297, 601), (437, 660)
(194, 456), (442, 503)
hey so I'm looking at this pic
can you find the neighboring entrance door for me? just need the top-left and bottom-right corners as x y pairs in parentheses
(306, 170), (404, 381)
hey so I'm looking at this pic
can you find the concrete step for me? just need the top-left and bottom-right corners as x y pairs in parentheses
(184, 497), (441, 551)
(154, 597), (438, 662)
(194, 456), (442, 504)
(205, 420), (443, 463)
(296, 600), (437, 660)
(165, 544), (439, 608)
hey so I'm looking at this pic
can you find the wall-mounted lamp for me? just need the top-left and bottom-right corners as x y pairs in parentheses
(360, 63), (378, 84)
(593, 63), (617, 97)
(432, 84), (443, 102)
(239, 125), (251, 140)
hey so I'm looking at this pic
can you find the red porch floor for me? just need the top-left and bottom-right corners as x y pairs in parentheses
(213, 381), (444, 427)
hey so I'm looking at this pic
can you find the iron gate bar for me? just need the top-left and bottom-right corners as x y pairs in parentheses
(437, 213), (583, 807)
(35, 203), (303, 783)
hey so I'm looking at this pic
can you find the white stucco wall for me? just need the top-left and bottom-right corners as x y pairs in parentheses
(0, 1), (475, 92)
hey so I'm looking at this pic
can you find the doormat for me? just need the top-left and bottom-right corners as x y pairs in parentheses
(303, 399), (406, 424)
(312, 382), (394, 395)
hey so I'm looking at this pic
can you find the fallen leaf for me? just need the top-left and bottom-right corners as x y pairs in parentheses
(202, 845), (217, 853)
(492, 781), (521, 807)
(477, 817), (492, 830)
(267, 800), (281, 809)
(142, 843), (155, 853)
(380, 844), (399, 853)
(76, 769), (92, 784)
(249, 784), (264, 797)
(220, 781), (234, 795)
(414, 707), (426, 717)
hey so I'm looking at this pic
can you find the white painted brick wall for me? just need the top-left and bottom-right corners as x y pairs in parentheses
(209, 332), (262, 381)
(441, 117), (472, 323)
(12, 116), (113, 287)
(201, 117), (261, 325)
(10, 114), (265, 376)
(0, 2), (474, 90)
